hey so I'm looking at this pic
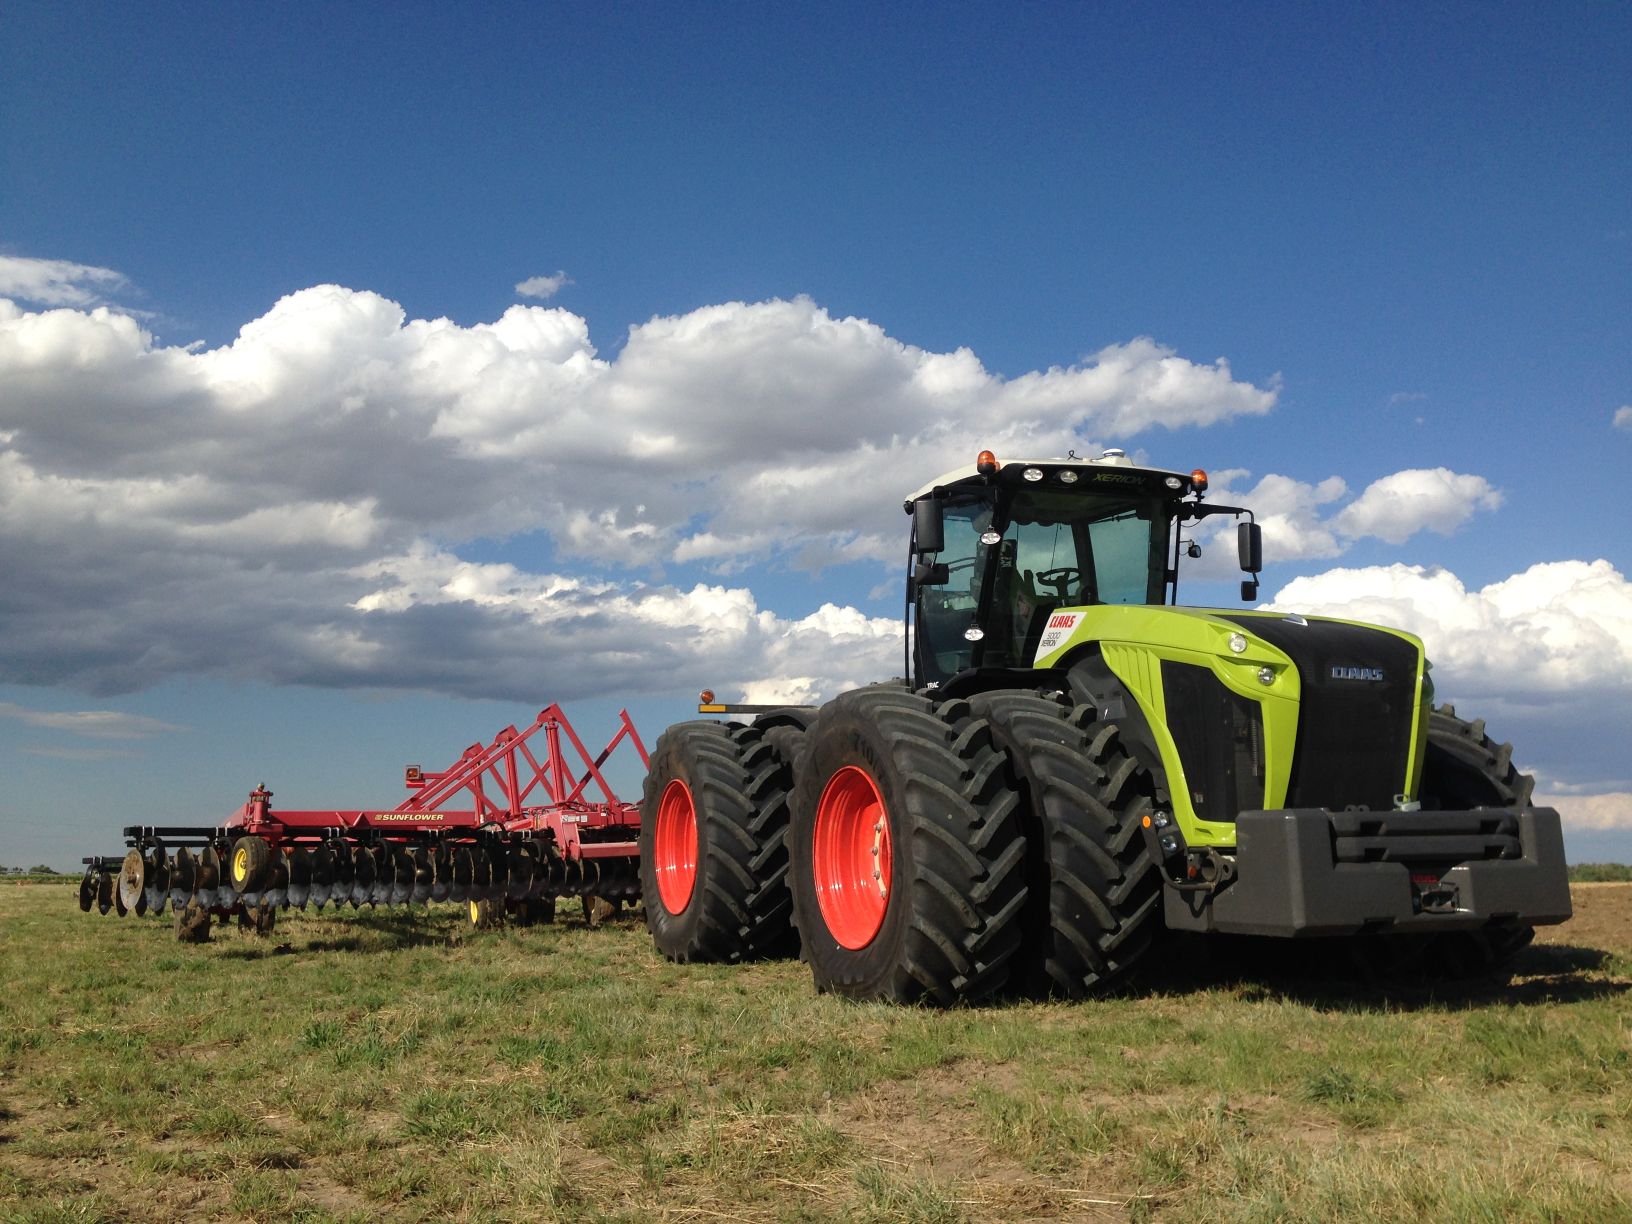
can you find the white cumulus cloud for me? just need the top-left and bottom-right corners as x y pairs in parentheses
(1269, 559), (1632, 699)
(1179, 464), (1503, 580)
(1535, 788), (1632, 831)
(1615, 405), (1632, 431)
(1, 281), (1281, 700)
(0, 254), (130, 308)
(1331, 468), (1503, 545)
(1269, 560), (1632, 817)
(515, 271), (573, 300)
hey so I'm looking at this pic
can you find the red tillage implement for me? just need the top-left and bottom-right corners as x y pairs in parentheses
(77, 705), (649, 937)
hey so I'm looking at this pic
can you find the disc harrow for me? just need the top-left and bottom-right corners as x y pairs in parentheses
(78, 704), (648, 939)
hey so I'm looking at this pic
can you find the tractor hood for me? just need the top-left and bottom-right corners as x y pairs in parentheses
(1032, 603), (1425, 689)
(1033, 604), (1432, 845)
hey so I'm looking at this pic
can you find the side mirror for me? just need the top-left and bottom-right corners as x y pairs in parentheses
(914, 560), (950, 587)
(1237, 521), (1262, 574)
(913, 498), (944, 555)
(1241, 578), (1260, 602)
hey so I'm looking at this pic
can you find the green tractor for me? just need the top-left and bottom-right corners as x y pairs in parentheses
(639, 448), (1571, 1003)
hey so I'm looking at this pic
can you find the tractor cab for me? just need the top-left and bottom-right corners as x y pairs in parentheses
(905, 449), (1260, 687)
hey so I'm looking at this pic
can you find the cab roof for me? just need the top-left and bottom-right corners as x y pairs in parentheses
(904, 449), (1197, 508)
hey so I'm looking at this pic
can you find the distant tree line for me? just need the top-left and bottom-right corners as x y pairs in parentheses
(1569, 862), (1632, 882)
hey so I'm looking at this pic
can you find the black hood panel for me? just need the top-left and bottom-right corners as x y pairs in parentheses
(1222, 615), (1422, 812)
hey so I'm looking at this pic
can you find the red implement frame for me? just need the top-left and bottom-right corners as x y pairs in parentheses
(217, 704), (649, 860)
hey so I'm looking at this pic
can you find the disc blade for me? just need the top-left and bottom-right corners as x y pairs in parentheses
(196, 846), (221, 910)
(78, 868), (96, 912)
(370, 845), (392, 906)
(174, 899), (211, 943)
(287, 847), (312, 909)
(143, 846), (168, 915)
(351, 844), (375, 906)
(329, 840), (355, 907)
(516, 843), (542, 900)
(490, 844), (511, 903)
(115, 849), (145, 914)
(390, 846), (413, 907)
(538, 845), (561, 900)
(309, 844), (333, 909)
(411, 847), (433, 905)
(430, 844), (451, 903)
(451, 846), (473, 903)
(250, 899), (277, 936)
(502, 846), (531, 902)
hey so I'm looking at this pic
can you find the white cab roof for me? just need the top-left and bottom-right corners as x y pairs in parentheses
(904, 449), (1193, 504)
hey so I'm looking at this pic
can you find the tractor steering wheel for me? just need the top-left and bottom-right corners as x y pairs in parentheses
(1035, 567), (1083, 599)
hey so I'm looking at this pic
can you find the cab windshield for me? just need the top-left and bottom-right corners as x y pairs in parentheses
(913, 487), (1171, 685)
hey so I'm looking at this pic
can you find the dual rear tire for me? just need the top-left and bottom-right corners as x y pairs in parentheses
(639, 720), (801, 963)
(642, 687), (1155, 1005)
(786, 688), (1027, 1005)
(966, 691), (1163, 997)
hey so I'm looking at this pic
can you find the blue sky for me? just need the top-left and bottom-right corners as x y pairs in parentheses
(2, 1), (1629, 870)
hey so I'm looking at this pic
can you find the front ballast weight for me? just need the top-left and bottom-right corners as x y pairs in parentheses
(1159, 705), (1572, 945)
(77, 704), (649, 939)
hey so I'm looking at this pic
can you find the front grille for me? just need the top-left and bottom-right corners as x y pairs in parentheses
(1226, 616), (1420, 813)
(1161, 661), (1266, 823)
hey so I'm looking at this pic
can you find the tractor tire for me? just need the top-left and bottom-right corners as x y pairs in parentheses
(229, 836), (272, 894)
(1383, 703), (1539, 977)
(1421, 704), (1534, 810)
(740, 720), (806, 957)
(787, 687), (1026, 1005)
(640, 720), (798, 963)
(966, 691), (1164, 997)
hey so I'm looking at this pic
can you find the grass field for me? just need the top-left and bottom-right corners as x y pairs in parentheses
(2, 881), (1629, 1222)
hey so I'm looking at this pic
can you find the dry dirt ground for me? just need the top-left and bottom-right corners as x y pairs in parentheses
(1537, 881), (1631, 950)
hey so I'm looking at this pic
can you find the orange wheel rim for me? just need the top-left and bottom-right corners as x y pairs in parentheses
(812, 766), (891, 949)
(654, 778), (698, 914)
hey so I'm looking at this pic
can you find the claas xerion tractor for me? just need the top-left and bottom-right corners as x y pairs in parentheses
(638, 448), (1572, 1003)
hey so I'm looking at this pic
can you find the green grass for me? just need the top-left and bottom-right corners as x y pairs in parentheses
(1, 881), (1629, 1221)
